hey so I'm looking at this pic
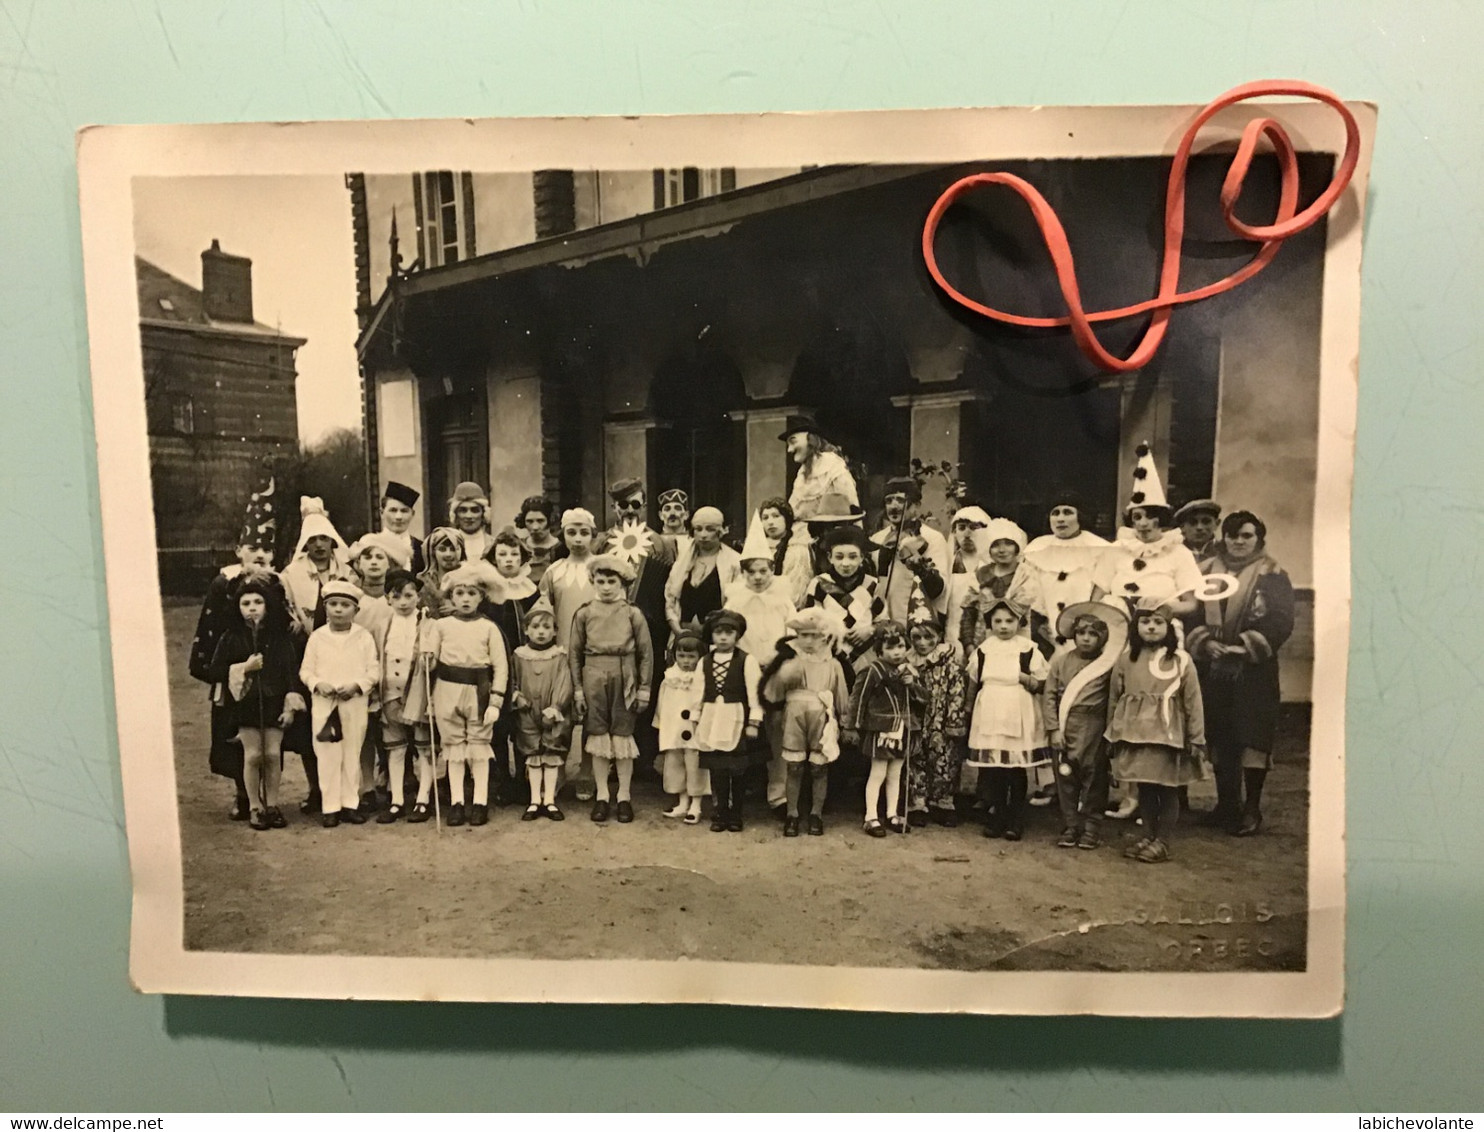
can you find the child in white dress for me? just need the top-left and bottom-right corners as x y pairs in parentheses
(965, 598), (1050, 841)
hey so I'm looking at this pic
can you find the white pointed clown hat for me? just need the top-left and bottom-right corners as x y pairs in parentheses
(292, 495), (348, 558)
(1126, 440), (1169, 514)
(739, 511), (773, 565)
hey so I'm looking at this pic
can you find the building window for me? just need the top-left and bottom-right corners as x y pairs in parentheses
(652, 167), (737, 209)
(171, 395), (194, 435)
(414, 171), (475, 266)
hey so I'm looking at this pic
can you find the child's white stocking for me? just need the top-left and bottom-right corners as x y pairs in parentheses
(864, 758), (888, 821)
(885, 758), (904, 821)
(615, 758), (634, 803)
(449, 750), (467, 805)
(527, 764), (543, 804)
(591, 755), (613, 802)
(542, 766), (559, 806)
(471, 756), (490, 807)
(415, 749), (432, 804)
(388, 744), (407, 806)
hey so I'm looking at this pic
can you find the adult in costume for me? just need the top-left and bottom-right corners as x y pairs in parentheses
(1091, 443), (1203, 620)
(781, 414), (860, 574)
(869, 475), (949, 625)
(378, 480), (425, 575)
(1185, 511), (1296, 836)
(1023, 489), (1111, 655)
(279, 496), (352, 636)
(449, 481), (494, 563)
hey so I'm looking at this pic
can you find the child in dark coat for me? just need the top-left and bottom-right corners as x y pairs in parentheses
(844, 620), (928, 838)
(209, 572), (306, 830)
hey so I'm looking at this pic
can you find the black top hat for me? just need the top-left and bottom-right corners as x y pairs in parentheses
(778, 414), (826, 442)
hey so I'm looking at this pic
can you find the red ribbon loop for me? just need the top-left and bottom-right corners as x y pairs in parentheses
(920, 80), (1362, 374)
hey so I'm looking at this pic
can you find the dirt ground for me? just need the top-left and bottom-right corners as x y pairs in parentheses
(166, 600), (1309, 972)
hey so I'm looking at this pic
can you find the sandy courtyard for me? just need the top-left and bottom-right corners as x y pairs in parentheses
(164, 600), (1310, 973)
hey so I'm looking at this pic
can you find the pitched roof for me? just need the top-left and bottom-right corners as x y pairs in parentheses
(135, 256), (305, 344)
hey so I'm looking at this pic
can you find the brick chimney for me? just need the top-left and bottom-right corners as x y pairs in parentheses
(200, 238), (254, 323)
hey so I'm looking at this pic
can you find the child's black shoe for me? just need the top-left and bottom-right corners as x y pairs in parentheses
(908, 810), (928, 828)
(446, 803), (466, 827)
(320, 812), (339, 828)
(590, 800), (610, 823)
(266, 807), (287, 829)
(710, 813), (728, 832)
(615, 801), (634, 823)
(1057, 827), (1080, 848)
(521, 805), (541, 822)
(339, 808), (367, 825)
(376, 805), (402, 825)
(807, 815), (825, 836)
(406, 803), (431, 824)
(783, 816), (800, 837)
(299, 794), (321, 815)
(546, 804), (565, 821)
(469, 803), (489, 827)
(248, 809), (270, 831)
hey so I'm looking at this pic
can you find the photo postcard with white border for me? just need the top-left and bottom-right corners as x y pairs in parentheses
(77, 95), (1373, 1015)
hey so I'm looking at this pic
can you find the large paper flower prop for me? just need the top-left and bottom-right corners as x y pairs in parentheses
(612, 520), (654, 566)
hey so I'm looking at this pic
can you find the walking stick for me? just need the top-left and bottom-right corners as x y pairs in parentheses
(420, 608), (442, 834)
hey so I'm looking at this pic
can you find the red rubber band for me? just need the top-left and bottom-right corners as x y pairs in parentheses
(920, 80), (1362, 374)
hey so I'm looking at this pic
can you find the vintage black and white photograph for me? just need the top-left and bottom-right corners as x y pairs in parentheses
(79, 103), (1369, 1013)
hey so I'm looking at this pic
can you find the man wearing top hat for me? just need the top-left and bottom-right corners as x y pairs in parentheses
(378, 480), (425, 575)
(593, 478), (679, 758)
(869, 475), (950, 625)
(780, 413), (861, 530)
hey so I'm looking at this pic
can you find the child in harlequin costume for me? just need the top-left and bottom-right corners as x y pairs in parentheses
(417, 527), (465, 617)
(724, 512), (798, 813)
(965, 596), (1050, 841)
(423, 562), (510, 828)
(484, 526), (541, 805)
(799, 524), (884, 681)
(654, 622), (709, 825)
(695, 609), (765, 833)
(510, 596), (574, 822)
(299, 580), (380, 827)
(1044, 600), (1127, 850)
(1106, 581), (1208, 864)
(570, 553), (654, 824)
(844, 620), (928, 838)
(373, 570), (435, 824)
(208, 572), (306, 831)
(761, 606), (850, 838)
(903, 584), (969, 828)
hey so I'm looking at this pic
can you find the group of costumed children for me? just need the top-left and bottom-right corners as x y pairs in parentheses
(198, 446), (1210, 865)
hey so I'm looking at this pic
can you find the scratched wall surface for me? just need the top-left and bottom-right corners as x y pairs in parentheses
(2, 0), (1480, 1112)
